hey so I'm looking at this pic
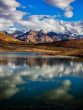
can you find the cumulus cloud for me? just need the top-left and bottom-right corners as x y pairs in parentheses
(17, 15), (83, 34)
(64, 10), (73, 18)
(44, 0), (75, 18)
(18, 15), (66, 33)
(0, 0), (25, 20)
(0, 0), (82, 34)
(0, 0), (25, 31)
(0, 18), (13, 31)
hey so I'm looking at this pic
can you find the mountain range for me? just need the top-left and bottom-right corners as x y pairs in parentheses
(0, 31), (83, 56)
(2, 21), (83, 44)
(0, 21), (83, 56)
(3, 29), (83, 44)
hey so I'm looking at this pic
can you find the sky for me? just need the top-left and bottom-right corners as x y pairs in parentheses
(17, 0), (83, 21)
(0, 0), (83, 31)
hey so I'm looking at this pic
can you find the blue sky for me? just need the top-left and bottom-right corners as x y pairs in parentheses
(17, 0), (83, 21)
(0, 0), (83, 31)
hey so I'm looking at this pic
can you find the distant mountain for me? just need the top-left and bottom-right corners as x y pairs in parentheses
(25, 30), (54, 43)
(3, 29), (83, 44)
(4, 29), (23, 37)
(2, 21), (83, 44)
(5, 30), (55, 43)
(0, 31), (83, 56)
(5, 25), (17, 34)
(4, 24), (25, 41)
(24, 30), (83, 43)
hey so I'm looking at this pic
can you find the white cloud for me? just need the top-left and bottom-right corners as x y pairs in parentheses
(18, 15), (66, 33)
(0, 18), (13, 31)
(44, 0), (75, 18)
(16, 15), (83, 34)
(0, 0), (82, 34)
(64, 10), (73, 18)
(0, 0), (26, 31)
(0, 0), (25, 19)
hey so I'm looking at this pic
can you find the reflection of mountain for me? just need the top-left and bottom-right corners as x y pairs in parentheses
(0, 56), (83, 105)
(0, 57), (83, 80)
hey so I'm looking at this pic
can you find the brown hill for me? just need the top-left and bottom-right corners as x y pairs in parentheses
(0, 32), (21, 43)
(36, 39), (83, 49)
(0, 32), (83, 57)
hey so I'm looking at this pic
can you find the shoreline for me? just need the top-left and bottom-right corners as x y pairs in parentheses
(0, 48), (82, 58)
(0, 48), (83, 57)
(0, 49), (83, 62)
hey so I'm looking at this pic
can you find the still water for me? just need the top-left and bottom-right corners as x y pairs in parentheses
(0, 52), (83, 109)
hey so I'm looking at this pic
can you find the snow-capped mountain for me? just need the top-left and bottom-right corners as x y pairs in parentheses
(64, 21), (83, 35)
(3, 21), (83, 43)
(5, 25), (18, 34)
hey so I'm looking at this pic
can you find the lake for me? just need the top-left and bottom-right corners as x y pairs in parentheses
(0, 52), (83, 110)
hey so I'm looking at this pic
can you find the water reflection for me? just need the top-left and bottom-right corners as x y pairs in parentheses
(0, 54), (83, 108)
(0, 57), (83, 79)
(40, 80), (74, 102)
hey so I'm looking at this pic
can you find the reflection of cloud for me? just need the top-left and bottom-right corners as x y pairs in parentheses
(0, 75), (23, 100)
(0, 57), (83, 101)
(40, 80), (74, 102)
(0, 58), (83, 81)
(0, 80), (19, 100)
